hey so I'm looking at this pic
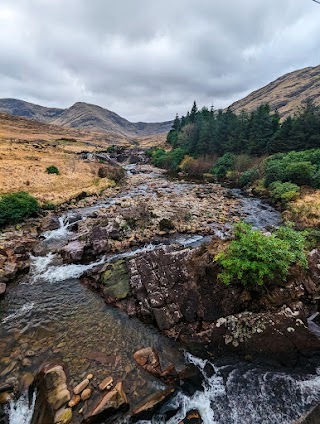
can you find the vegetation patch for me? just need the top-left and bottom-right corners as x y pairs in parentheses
(0, 192), (39, 227)
(214, 223), (307, 288)
(46, 165), (60, 175)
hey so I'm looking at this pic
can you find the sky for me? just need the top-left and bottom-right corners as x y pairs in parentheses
(0, 0), (319, 122)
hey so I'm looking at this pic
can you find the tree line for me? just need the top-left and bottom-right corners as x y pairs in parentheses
(167, 100), (320, 156)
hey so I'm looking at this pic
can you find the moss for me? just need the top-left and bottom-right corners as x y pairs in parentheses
(101, 260), (130, 299)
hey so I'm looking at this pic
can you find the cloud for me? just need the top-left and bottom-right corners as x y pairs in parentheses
(0, 0), (319, 121)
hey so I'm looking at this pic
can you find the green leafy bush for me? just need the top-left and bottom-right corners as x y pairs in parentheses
(239, 168), (259, 187)
(214, 223), (307, 287)
(46, 165), (60, 175)
(151, 148), (186, 171)
(269, 181), (300, 203)
(0, 192), (39, 227)
(264, 149), (320, 188)
(211, 153), (235, 179)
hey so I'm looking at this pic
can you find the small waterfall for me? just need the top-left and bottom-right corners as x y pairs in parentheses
(159, 353), (320, 424)
(43, 216), (72, 241)
(30, 254), (106, 283)
(7, 392), (36, 424)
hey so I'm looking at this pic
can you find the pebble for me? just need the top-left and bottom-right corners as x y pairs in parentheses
(98, 376), (113, 391)
(68, 395), (81, 408)
(86, 374), (93, 380)
(73, 378), (89, 395)
(81, 388), (92, 401)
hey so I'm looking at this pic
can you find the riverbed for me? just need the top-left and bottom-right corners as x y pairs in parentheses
(1, 163), (320, 424)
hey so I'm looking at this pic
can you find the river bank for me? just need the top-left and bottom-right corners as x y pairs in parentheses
(1, 159), (320, 424)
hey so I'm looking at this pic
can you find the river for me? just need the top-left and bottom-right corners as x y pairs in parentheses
(1, 163), (320, 424)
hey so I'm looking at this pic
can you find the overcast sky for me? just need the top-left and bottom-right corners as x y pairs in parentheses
(0, 0), (319, 122)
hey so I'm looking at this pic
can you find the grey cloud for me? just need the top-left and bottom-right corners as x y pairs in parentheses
(0, 0), (319, 121)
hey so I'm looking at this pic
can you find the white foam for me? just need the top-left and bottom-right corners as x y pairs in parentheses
(7, 392), (36, 424)
(43, 216), (75, 241)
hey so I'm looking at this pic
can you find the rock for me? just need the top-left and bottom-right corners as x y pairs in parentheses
(81, 388), (92, 401)
(22, 358), (32, 367)
(296, 403), (320, 423)
(0, 392), (11, 404)
(133, 347), (161, 377)
(88, 226), (110, 255)
(54, 406), (72, 424)
(31, 363), (71, 424)
(0, 360), (17, 377)
(179, 409), (204, 423)
(73, 378), (89, 395)
(18, 372), (34, 395)
(61, 240), (85, 264)
(86, 374), (93, 380)
(68, 395), (81, 407)
(131, 388), (176, 422)
(101, 260), (130, 301)
(41, 214), (60, 231)
(85, 381), (129, 423)
(98, 376), (113, 391)
(0, 283), (6, 296)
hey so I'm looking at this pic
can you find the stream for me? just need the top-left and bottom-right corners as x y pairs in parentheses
(1, 163), (320, 423)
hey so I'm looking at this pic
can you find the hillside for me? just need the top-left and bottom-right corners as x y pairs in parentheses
(229, 65), (320, 119)
(0, 98), (172, 137)
(0, 112), (130, 145)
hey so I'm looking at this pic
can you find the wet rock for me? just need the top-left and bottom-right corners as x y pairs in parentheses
(61, 240), (85, 264)
(133, 348), (161, 377)
(54, 406), (72, 424)
(74, 379), (89, 395)
(68, 395), (81, 407)
(31, 363), (72, 424)
(22, 358), (32, 367)
(0, 392), (11, 405)
(179, 409), (204, 423)
(188, 306), (320, 365)
(0, 361), (17, 377)
(98, 376), (113, 391)
(81, 388), (92, 401)
(41, 214), (60, 231)
(18, 372), (35, 395)
(0, 283), (6, 296)
(178, 364), (204, 395)
(100, 260), (130, 301)
(85, 381), (129, 423)
(296, 403), (320, 423)
(87, 374), (93, 380)
(88, 226), (110, 255)
(130, 388), (176, 422)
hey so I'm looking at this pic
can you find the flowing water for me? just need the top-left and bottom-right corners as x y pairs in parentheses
(1, 164), (320, 423)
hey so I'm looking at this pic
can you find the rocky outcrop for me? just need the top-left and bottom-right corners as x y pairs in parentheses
(31, 363), (72, 424)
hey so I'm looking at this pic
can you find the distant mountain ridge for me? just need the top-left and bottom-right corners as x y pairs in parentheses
(0, 99), (172, 137)
(229, 65), (320, 119)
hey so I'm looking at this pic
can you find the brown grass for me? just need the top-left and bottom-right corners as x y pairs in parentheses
(0, 140), (115, 204)
(285, 189), (320, 229)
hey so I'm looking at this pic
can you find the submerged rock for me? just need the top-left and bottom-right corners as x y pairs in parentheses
(130, 388), (176, 422)
(0, 283), (6, 296)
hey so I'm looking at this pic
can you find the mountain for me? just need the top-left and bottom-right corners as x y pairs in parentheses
(229, 65), (320, 119)
(0, 112), (128, 144)
(0, 99), (172, 137)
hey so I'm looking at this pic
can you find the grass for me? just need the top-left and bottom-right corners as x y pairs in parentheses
(0, 140), (114, 205)
(286, 189), (320, 229)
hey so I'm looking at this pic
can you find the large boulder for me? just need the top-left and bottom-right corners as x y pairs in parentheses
(41, 215), (60, 232)
(31, 363), (72, 424)
(61, 240), (85, 264)
(101, 260), (130, 301)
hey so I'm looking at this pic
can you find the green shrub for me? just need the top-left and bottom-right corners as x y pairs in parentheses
(214, 223), (307, 287)
(151, 148), (186, 171)
(106, 145), (116, 153)
(286, 161), (316, 186)
(0, 192), (39, 227)
(211, 153), (235, 179)
(269, 181), (300, 203)
(46, 165), (60, 175)
(239, 168), (259, 187)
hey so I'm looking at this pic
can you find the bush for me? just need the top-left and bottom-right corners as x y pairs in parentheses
(214, 223), (307, 287)
(286, 161), (316, 186)
(151, 148), (186, 171)
(179, 155), (214, 176)
(211, 153), (235, 179)
(269, 181), (300, 203)
(46, 165), (60, 175)
(0, 192), (39, 227)
(239, 168), (259, 187)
